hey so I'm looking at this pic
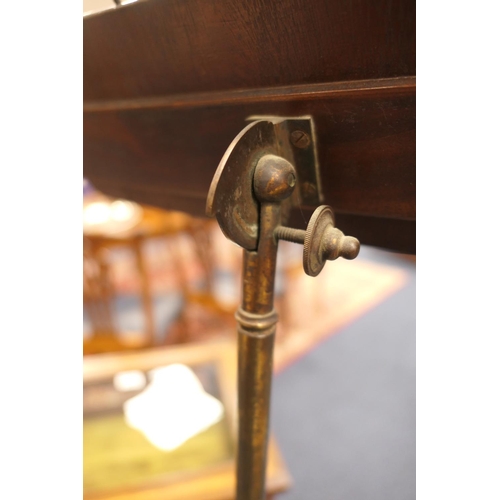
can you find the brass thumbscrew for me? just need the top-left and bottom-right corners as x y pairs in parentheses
(275, 205), (360, 277)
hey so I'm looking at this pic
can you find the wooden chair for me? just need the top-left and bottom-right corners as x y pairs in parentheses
(83, 195), (235, 354)
(84, 238), (154, 355)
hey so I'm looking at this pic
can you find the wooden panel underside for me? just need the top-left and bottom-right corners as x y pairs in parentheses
(83, 0), (416, 252)
(84, 78), (415, 230)
(84, 0), (415, 101)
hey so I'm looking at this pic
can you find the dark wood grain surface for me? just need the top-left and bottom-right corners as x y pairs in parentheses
(84, 0), (415, 253)
(84, 0), (415, 102)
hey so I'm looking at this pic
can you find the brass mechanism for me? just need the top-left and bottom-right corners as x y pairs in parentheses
(206, 117), (359, 500)
(275, 205), (359, 277)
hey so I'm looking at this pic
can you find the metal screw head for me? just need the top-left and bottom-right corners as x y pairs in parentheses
(303, 181), (317, 197)
(290, 130), (311, 149)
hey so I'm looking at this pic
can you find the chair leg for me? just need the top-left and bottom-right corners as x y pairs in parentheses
(132, 238), (155, 346)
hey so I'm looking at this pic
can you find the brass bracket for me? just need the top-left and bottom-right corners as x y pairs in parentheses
(206, 116), (360, 500)
(206, 116), (323, 251)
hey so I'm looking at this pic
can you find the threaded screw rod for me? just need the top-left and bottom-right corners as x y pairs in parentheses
(274, 226), (305, 244)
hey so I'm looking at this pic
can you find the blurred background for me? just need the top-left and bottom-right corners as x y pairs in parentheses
(83, 178), (415, 500)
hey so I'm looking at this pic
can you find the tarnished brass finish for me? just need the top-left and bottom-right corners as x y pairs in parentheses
(275, 205), (360, 277)
(248, 116), (323, 207)
(207, 117), (322, 252)
(234, 156), (295, 500)
(207, 118), (359, 500)
(206, 120), (275, 250)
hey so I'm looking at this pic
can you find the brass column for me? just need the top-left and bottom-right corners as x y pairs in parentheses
(235, 156), (295, 500)
(206, 118), (360, 500)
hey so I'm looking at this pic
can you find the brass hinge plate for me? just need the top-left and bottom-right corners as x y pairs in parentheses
(206, 116), (322, 250)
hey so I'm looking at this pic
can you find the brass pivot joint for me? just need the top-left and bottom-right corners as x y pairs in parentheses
(253, 153), (359, 277)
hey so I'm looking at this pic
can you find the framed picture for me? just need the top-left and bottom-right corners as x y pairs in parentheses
(84, 341), (290, 499)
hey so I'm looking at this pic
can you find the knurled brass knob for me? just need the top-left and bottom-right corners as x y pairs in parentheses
(274, 205), (360, 277)
(303, 205), (359, 276)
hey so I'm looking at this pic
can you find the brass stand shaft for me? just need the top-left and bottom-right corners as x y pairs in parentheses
(207, 121), (359, 500)
(235, 203), (280, 500)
